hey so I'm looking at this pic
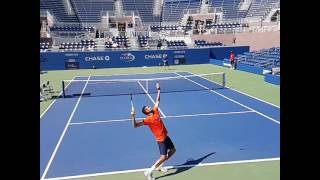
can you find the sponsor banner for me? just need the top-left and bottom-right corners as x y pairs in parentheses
(65, 61), (79, 69)
(84, 55), (110, 62)
(120, 53), (135, 62)
(144, 53), (167, 60)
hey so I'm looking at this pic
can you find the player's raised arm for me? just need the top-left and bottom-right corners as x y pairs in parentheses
(130, 94), (143, 128)
(131, 110), (144, 128)
(154, 83), (160, 109)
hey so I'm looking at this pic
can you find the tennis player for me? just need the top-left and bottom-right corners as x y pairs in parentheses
(162, 54), (169, 70)
(131, 83), (176, 180)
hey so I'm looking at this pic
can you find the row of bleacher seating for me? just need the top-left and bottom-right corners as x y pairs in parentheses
(150, 24), (193, 31)
(167, 40), (187, 47)
(105, 36), (130, 49)
(71, 0), (114, 23)
(150, 23), (243, 32)
(138, 35), (149, 48)
(231, 47), (280, 70)
(109, 36), (129, 41)
(122, 0), (160, 23)
(41, 0), (278, 24)
(61, 40), (96, 46)
(246, 0), (279, 19)
(105, 42), (130, 48)
(163, 0), (201, 22)
(105, 42), (130, 49)
(40, 0), (79, 23)
(59, 45), (96, 50)
(59, 40), (97, 50)
(40, 42), (51, 50)
(194, 40), (223, 47)
(205, 22), (242, 29)
(50, 25), (95, 32)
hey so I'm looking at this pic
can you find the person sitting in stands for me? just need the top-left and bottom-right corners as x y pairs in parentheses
(112, 42), (118, 48)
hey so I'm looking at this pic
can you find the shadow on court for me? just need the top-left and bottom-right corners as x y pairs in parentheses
(156, 152), (216, 179)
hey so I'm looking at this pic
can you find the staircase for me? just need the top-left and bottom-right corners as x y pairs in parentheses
(263, 2), (280, 22)
(180, 14), (189, 25)
(239, 0), (253, 11)
(62, 0), (75, 15)
(153, 0), (163, 16)
(95, 38), (106, 50)
(263, 7), (279, 22)
(115, 0), (124, 16)
(200, 0), (209, 14)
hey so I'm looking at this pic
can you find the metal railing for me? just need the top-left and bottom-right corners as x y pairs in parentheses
(100, 10), (140, 18)
(40, 10), (58, 24)
(183, 6), (222, 15)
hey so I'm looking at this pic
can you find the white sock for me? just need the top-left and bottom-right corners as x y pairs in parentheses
(148, 165), (156, 174)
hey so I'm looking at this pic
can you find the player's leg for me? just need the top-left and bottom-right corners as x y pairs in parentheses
(156, 147), (176, 172)
(144, 141), (169, 179)
(156, 136), (176, 172)
(167, 147), (176, 159)
(165, 136), (176, 160)
(144, 155), (167, 179)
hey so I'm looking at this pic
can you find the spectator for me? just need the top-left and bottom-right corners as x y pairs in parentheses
(108, 36), (113, 43)
(232, 37), (236, 46)
(112, 42), (118, 48)
(230, 51), (236, 69)
(157, 40), (162, 49)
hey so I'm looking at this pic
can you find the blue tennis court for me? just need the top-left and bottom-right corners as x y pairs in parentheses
(40, 71), (280, 180)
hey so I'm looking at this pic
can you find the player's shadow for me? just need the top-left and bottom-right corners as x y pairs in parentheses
(156, 152), (216, 179)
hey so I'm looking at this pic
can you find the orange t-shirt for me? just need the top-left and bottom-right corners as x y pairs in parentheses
(143, 107), (168, 142)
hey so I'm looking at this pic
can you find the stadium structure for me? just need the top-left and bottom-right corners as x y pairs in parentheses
(40, 0), (280, 76)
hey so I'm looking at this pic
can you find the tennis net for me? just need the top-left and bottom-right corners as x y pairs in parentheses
(61, 72), (226, 98)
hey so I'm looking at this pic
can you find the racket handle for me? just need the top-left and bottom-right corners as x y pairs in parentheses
(131, 105), (134, 112)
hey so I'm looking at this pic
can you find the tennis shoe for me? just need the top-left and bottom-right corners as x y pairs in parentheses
(144, 170), (155, 180)
(156, 166), (168, 172)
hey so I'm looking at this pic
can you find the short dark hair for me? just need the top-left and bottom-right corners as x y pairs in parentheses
(142, 106), (148, 115)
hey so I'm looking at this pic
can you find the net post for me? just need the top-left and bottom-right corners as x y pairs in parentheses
(62, 80), (66, 98)
(222, 72), (226, 88)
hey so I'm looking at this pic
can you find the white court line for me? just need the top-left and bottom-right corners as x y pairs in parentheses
(137, 81), (167, 118)
(174, 72), (280, 124)
(185, 71), (280, 108)
(40, 76), (91, 180)
(40, 76), (78, 119)
(43, 157), (279, 180)
(69, 110), (255, 126)
(77, 71), (180, 78)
